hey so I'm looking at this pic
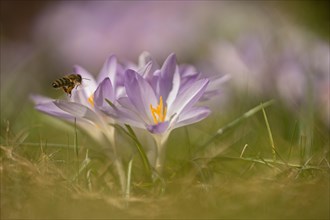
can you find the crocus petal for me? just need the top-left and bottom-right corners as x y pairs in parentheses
(114, 112), (146, 129)
(166, 71), (180, 110)
(137, 61), (153, 79)
(179, 73), (200, 93)
(35, 99), (106, 145)
(149, 69), (160, 93)
(97, 55), (117, 85)
(116, 97), (148, 125)
(158, 53), (177, 101)
(138, 51), (152, 67)
(35, 102), (74, 120)
(31, 94), (95, 123)
(102, 104), (146, 129)
(30, 94), (54, 104)
(94, 78), (115, 108)
(70, 88), (90, 107)
(125, 69), (157, 123)
(146, 121), (170, 134)
(169, 79), (209, 121)
(172, 106), (211, 129)
(179, 64), (198, 77)
(200, 74), (231, 101)
(73, 65), (97, 95)
(31, 94), (73, 120)
(117, 97), (136, 110)
(138, 52), (160, 80)
(54, 100), (100, 124)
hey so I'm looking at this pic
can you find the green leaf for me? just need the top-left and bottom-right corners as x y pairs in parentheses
(105, 98), (117, 109)
(114, 124), (152, 178)
(125, 158), (134, 199)
(124, 124), (152, 177)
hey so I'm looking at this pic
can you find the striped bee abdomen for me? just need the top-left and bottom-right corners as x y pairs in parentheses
(52, 77), (72, 88)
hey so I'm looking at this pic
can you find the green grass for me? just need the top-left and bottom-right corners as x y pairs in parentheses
(1, 98), (329, 219)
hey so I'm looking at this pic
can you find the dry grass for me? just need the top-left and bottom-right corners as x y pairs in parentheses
(1, 140), (329, 219)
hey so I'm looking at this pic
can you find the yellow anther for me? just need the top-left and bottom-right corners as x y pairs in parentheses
(150, 96), (167, 124)
(88, 94), (94, 107)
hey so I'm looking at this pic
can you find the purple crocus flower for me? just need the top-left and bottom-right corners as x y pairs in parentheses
(130, 51), (230, 103)
(31, 55), (124, 145)
(98, 53), (211, 135)
(95, 54), (211, 172)
(31, 55), (127, 192)
(32, 55), (123, 124)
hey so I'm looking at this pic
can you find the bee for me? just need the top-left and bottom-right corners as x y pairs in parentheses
(52, 74), (82, 96)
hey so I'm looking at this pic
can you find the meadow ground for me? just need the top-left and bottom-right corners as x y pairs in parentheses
(1, 96), (329, 219)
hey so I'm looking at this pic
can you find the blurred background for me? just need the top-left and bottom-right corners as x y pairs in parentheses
(1, 1), (329, 219)
(1, 0), (329, 129)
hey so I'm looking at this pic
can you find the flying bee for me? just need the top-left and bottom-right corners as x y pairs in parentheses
(52, 74), (82, 96)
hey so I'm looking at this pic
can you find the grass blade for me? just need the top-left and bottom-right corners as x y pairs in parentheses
(125, 158), (134, 199)
(72, 149), (91, 181)
(194, 155), (323, 170)
(196, 99), (275, 151)
(124, 124), (152, 177)
(114, 124), (152, 178)
(261, 103), (276, 161)
(74, 117), (78, 157)
(105, 98), (151, 178)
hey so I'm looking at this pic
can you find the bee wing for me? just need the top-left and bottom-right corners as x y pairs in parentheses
(73, 82), (90, 94)
(77, 82), (89, 88)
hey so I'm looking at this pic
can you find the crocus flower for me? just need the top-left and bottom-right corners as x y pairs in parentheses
(31, 55), (127, 193)
(99, 53), (211, 135)
(95, 53), (211, 172)
(130, 51), (230, 103)
(32, 55), (123, 129)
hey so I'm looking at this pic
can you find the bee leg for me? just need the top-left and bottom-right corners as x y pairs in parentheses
(62, 87), (71, 97)
(62, 87), (68, 94)
(66, 86), (74, 97)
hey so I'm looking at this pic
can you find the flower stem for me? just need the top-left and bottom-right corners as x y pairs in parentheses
(103, 122), (126, 194)
(114, 157), (126, 194)
(154, 133), (169, 174)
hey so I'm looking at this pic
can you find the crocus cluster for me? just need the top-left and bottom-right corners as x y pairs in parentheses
(96, 53), (211, 135)
(32, 52), (226, 174)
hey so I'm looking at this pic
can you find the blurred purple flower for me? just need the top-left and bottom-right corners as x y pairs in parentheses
(34, 1), (213, 69)
(209, 27), (330, 130)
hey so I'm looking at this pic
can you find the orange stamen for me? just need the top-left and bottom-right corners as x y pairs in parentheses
(88, 94), (94, 107)
(149, 96), (167, 124)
